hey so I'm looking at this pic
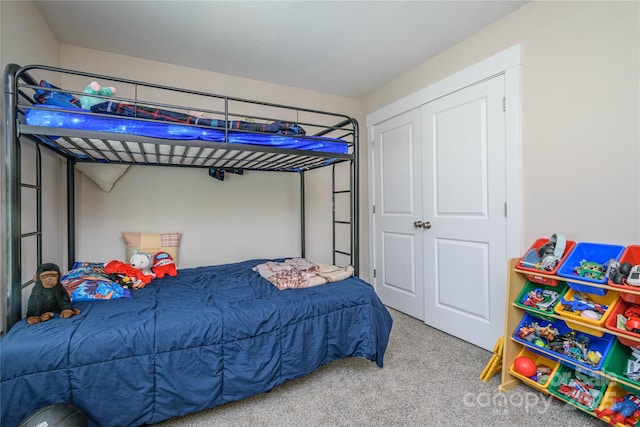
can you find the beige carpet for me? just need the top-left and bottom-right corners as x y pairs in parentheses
(155, 308), (603, 426)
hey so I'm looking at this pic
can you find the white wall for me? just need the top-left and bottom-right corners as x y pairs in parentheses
(363, 1), (640, 249)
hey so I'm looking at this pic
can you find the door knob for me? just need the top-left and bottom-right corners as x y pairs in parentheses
(413, 221), (432, 229)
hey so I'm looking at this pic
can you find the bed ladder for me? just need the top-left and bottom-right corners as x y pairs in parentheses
(5, 143), (44, 331)
(331, 162), (354, 271)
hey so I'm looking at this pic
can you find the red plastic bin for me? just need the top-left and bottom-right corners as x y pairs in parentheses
(604, 298), (640, 349)
(517, 238), (576, 286)
(608, 245), (640, 304)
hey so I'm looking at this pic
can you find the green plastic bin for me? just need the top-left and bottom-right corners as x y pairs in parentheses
(548, 363), (608, 411)
(601, 339), (640, 389)
(515, 280), (568, 321)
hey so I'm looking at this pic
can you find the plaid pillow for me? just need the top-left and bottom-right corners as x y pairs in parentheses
(121, 231), (182, 267)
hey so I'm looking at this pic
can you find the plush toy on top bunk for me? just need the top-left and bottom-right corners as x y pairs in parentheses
(80, 81), (117, 110)
(104, 251), (155, 290)
(26, 263), (82, 325)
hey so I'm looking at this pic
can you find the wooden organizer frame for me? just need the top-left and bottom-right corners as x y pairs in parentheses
(500, 258), (640, 421)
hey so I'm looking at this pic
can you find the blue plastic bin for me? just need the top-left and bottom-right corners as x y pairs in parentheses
(556, 242), (625, 295)
(513, 313), (615, 371)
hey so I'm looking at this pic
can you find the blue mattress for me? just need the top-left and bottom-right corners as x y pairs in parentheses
(1, 259), (392, 427)
(24, 106), (350, 154)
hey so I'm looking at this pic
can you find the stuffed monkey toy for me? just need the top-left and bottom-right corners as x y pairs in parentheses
(26, 263), (81, 325)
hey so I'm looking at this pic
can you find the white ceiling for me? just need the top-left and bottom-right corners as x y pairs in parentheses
(34, 1), (528, 98)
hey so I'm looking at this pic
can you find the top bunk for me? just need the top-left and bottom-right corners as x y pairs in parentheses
(4, 64), (358, 172)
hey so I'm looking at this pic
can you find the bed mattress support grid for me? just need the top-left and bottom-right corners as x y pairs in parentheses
(2, 63), (360, 333)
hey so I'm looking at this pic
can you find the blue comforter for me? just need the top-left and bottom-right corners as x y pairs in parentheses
(24, 105), (350, 154)
(1, 259), (392, 427)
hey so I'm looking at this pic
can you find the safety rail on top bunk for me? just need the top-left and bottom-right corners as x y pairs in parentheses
(7, 64), (358, 171)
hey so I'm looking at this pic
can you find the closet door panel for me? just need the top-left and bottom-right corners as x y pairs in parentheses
(372, 108), (424, 320)
(422, 75), (507, 351)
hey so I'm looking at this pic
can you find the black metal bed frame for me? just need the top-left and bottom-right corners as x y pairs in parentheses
(2, 64), (359, 332)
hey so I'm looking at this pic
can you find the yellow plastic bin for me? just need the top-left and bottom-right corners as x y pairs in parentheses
(553, 288), (620, 337)
(509, 347), (560, 393)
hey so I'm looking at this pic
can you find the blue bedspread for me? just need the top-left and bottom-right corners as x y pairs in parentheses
(1, 259), (392, 427)
(24, 106), (350, 154)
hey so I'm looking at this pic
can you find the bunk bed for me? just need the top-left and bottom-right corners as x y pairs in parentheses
(1, 64), (393, 427)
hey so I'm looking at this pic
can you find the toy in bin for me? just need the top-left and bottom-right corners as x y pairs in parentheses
(607, 260), (637, 286)
(550, 364), (608, 410)
(516, 322), (603, 367)
(626, 347), (640, 382)
(557, 378), (600, 408)
(595, 393), (640, 427)
(515, 315), (609, 369)
(509, 347), (560, 391)
(517, 321), (560, 346)
(608, 246), (640, 304)
(512, 356), (552, 385)
(601, 339), (640, 387)
(603, 299), (640, 349)
(518, 235), (575, 287)
(521, 287), (562, 312)
(624, 305), (640, 334)
(554, 288), (619, 338)
(557, 242), (625, 295)
(515, 281), (568, 321)
(574, 260), (607, 281)
(519, 235), (573, 270)
(558, 292), (608, 320)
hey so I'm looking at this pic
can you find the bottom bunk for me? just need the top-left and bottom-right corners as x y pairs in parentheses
(1, 258), (393, 427)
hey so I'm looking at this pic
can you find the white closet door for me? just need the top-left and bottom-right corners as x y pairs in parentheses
(422, 74), (507, 350)
(372, 108), (424, 320)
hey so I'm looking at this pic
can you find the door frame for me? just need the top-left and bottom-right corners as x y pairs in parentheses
(366, 44), (522, 293)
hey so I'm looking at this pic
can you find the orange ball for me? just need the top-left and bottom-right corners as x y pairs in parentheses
(513, 356), (537, 377)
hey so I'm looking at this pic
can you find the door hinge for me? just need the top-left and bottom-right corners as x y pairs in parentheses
(503, 97), (506, 112)
(373, 269), (376, 278)
(504, 202), (507, 218)
(372, 205), (375, 214)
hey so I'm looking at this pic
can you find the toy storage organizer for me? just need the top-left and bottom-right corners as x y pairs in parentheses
(500, 257), (640, 424)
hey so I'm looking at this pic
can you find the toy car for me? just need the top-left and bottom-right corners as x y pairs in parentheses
(628, 265), (640, 286)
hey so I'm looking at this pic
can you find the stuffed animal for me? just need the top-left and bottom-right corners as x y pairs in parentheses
(130, 251), (156, 281)
(104, 252), (155, 290)
(152, 251), (178, 278)
(104, 260), (144, 289)
(80, 81), (117, 110)
(26, 263), (81, 325)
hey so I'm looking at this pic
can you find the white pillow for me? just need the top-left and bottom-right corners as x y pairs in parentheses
(76, 163), (130, 192)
